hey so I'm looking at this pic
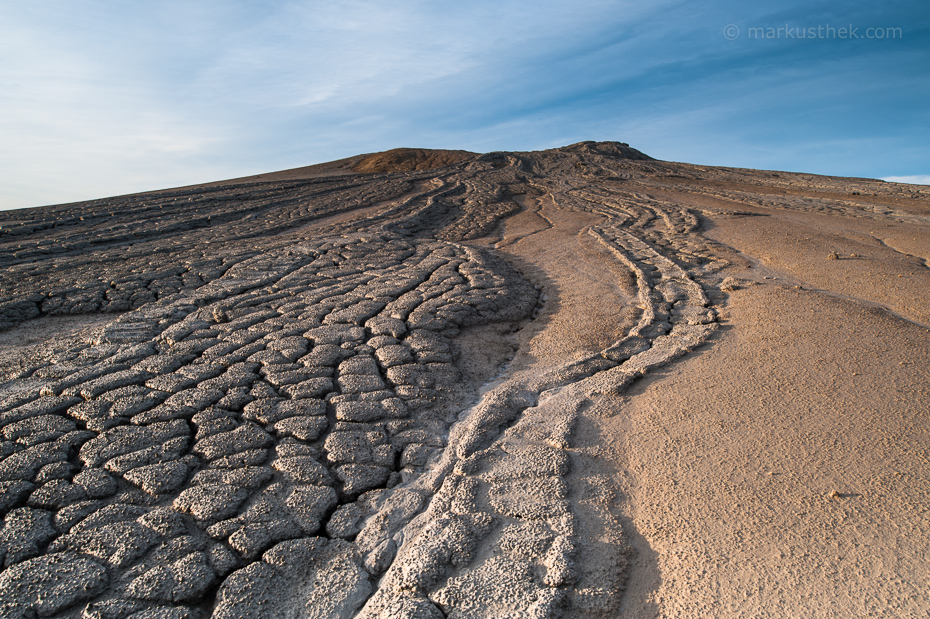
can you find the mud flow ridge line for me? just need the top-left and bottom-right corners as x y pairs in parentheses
(0, 144), (763, 619)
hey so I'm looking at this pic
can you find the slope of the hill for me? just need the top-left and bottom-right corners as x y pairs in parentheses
(0, 141), (927, 619)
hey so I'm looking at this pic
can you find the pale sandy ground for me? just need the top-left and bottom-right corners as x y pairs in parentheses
(1, 144), (927, 618)
(483, 179), (930, 617)
(614, 282), (930, 617)
(593, 203), (926, 616)
(493, 193), (640, 364)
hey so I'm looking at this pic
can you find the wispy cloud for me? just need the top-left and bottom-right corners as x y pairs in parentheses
(883, 175), (930, 185)
(0, 0), (927, 209)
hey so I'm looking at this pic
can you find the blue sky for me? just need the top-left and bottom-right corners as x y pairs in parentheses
(1, 1), (928, 210)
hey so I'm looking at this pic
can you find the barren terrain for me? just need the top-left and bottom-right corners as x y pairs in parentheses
(0, 142), (927, 618)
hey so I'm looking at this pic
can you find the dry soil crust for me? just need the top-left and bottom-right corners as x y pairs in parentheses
(0, 142), (927, 618)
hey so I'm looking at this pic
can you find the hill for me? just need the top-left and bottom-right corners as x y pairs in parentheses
(0, 142), (928, 618)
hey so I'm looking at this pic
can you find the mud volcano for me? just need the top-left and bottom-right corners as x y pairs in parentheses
(1, 142), (928, 618)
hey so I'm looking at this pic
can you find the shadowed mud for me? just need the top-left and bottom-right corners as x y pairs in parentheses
(1, 141), (928, 618)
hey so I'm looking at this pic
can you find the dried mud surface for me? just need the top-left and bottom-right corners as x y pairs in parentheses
(0, 142), (928, 618)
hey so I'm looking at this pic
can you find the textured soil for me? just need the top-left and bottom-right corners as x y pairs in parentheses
(0, 141), (927, 618)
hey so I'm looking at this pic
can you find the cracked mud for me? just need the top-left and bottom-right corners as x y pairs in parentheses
(1, 142), (928, 618)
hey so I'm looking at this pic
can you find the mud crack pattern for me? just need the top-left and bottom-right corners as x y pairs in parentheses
(3, 141), (922, 618)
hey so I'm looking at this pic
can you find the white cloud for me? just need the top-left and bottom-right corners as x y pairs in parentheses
(0, 1), (925, 209)
(1, 0), (670, 209)
(882, 175), (930, 186)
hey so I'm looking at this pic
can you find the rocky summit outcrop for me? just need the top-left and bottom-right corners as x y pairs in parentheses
(0, 142), (927, 618)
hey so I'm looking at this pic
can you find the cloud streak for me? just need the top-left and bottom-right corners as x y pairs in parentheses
(0, 0), (927, 210)
(883, 175), (930, 186)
